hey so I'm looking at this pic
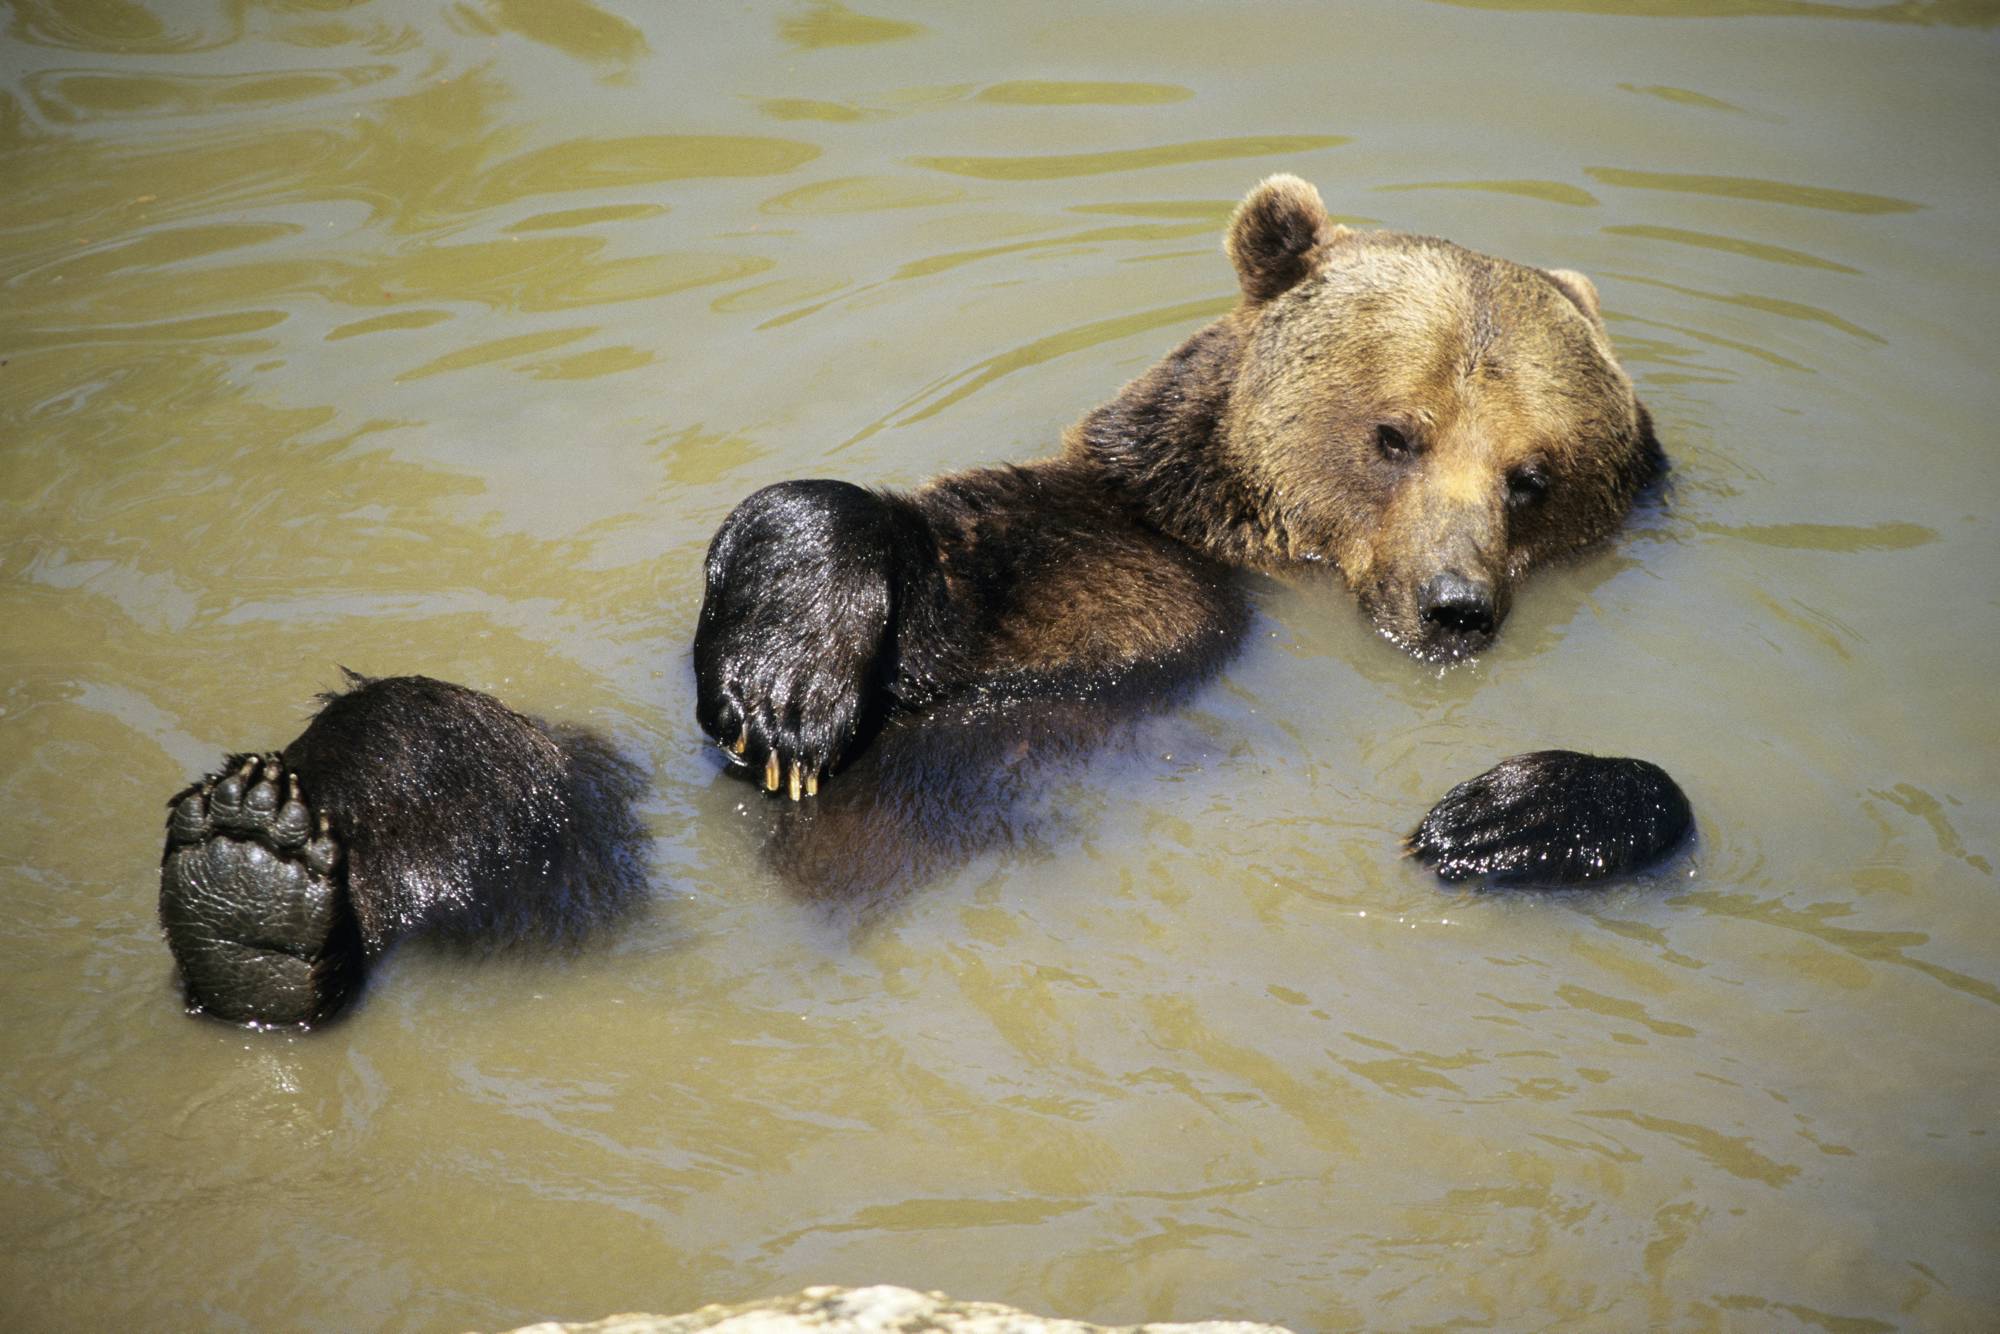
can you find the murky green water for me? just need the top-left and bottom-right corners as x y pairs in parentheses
(4, 2), (1997, 1330)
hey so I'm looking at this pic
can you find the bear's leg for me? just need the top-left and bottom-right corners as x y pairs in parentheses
(694, 480), (954, 797)
(160, 674), (648, 1028)
(1407, 751), (1692, 886)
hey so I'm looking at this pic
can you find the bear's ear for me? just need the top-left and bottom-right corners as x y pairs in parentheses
(1226, 174), (1342, 303)
(1544, 268), (1604, 327)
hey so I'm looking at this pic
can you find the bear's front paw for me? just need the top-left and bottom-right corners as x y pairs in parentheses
(695, 480), (927, 799)
(698, 642), (875, 800)
(1407, 750), (1692, 886)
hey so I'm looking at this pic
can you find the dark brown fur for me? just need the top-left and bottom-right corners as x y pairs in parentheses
(696, 174), (1663, 810)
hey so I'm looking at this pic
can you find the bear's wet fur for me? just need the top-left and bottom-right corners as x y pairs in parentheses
(160, 673), (648, 1028)
(696, 175), (1663, 790)
(690, 175), (1684, 903)
(159, 175), (1691, 1024)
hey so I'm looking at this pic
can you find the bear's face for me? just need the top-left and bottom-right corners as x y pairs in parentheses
(1222, 178), (1660, 661)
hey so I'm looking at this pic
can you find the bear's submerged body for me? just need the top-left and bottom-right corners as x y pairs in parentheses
(158, 176), (1691, 1028)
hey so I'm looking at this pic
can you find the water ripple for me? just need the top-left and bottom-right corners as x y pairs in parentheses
(781, 2), (926, 49)
(1605, 223), (1860, 273)
(975, 82), (1193, 107)
(24, 64), (401, 122)
(1377, 179), (1599, 207)
(1588, 166), (1922, 214)
(837, 296), (1234, 449)
(911, 135), (1350, 181)
(1610, 273), (1886, 343)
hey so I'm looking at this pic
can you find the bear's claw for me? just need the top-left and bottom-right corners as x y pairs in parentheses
(1408, 750), (1692, 887)
(694, 481), (923, 800)
(700, 662), (850, 800)
(159, 753), (359, 1028)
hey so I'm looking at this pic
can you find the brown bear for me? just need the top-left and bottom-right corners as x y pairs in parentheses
(694, 174), (1667, 781)
(157, 175), (1689, 1028)
(692, 173), (1686, 900)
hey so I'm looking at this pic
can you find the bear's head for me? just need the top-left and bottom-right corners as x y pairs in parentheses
(1078, 174), (1662, 662)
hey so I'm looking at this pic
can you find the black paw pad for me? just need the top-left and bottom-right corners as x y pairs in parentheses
(1408, 751), (1692, 887)
(160, 755), (357, 1028)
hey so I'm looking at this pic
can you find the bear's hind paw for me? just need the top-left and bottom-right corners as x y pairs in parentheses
(160, 754), (359, 1028)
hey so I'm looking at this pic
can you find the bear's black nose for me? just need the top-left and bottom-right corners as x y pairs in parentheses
(1419, 571), (1497, 639)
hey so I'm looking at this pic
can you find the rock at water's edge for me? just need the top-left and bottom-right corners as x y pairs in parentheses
(493, 1284), (1295, 1334)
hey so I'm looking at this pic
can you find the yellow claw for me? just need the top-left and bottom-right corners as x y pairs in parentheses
(732, 729), (747, 755)
(764, 752), (780, 791)
(805, 770), (819, 798)
(788, 762), (802, 802)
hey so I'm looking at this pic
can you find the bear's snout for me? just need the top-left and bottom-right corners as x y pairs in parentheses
(1414, 568), (1504, 659)
(1419, 570), (1498, 640)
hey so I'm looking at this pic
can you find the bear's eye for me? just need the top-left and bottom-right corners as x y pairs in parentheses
(1507, 463), (1551, 508)
(1375, 424), (1415, 460)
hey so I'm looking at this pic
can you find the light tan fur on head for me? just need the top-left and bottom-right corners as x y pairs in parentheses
(1223, 228), (1655, 656)
(1073, 176), (1661, 661)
